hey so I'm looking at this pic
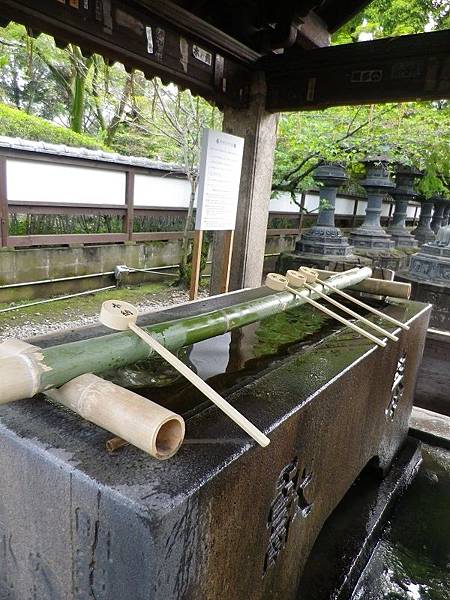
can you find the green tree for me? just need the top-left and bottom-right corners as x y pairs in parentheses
(273, 0), (450, 210)
(0, 23), (138, 142)
(333, 0), (449, 44)
(127, 80), (221, 283)
(273, 102), (450, 205)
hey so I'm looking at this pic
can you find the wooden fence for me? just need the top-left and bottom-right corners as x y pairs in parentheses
(0, 149), (303, 248)
(0, 146), (419, 248)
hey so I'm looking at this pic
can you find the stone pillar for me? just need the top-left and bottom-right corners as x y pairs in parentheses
(349, 159), (395, 249)
(412, 198), (436, 245)
(210, 72), (278, 293)
(295, 163), (352, 257)
(442, 206), (450, 228)
(387, 165), (419, 248)
(430, 198), (447, 233)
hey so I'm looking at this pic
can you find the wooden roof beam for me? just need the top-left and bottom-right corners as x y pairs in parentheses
(265, 29), (450, 111)
(0, 0), (257, 108)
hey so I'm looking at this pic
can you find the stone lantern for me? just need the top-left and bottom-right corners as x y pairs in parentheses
(398, 222), (450, 328)
(349, 158), (395, 249)
(409, 224), (450, 282)
(412, 196), (436, 245)
(442, 205), (450, 228)
(295, 162), (351, 257)
(430, 196), (448, 233)
(387, 164), (419, 247)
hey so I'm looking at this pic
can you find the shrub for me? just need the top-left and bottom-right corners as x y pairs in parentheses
(0, 103), (109, 150)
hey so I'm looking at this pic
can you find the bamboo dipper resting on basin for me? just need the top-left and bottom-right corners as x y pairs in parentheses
(0, 267), (402, 411)
(98, 299), (270, 448)
(265, 272), (386, 347)
(306, 266), (409, 331)
(290, 269), (399, 342)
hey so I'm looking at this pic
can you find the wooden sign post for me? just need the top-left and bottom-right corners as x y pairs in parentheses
(189, 229), (204, 300)
(189, 129), (244, 300)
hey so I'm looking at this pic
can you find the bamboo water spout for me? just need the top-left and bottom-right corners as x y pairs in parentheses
(47, 374), (185, 460)
(0, 267), (374, 404)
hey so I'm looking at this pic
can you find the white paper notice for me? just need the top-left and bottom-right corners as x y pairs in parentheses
(195, 129), (244, 231)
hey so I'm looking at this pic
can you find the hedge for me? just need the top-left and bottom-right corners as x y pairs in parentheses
(0, 103), (109, 150)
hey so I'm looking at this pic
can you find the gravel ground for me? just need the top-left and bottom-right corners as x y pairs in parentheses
(0, 287), (208, 342)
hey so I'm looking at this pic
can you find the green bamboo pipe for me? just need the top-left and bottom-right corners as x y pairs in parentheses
(3, 267), (378, 400)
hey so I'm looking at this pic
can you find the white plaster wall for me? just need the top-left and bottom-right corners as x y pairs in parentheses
(134, 174), (192, 207)
(5, 159), (420, 219)
(7, 160), (126, 205)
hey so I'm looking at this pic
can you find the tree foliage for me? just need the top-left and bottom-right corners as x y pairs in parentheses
(333, 0), (450, 43)
(274, 0), (450, 204)
(273, 102), (450, 203)
(0, 103), (108, 150)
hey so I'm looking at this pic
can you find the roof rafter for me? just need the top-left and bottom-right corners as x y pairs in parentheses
(264, 29), (450, 111)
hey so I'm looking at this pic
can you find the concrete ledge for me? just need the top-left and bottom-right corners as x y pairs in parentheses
(410, 406), (450, 450)
(414, 328), (450, 417)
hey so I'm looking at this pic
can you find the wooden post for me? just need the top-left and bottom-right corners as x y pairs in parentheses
(351, 198), (359, 227)
(216, 230), (234, 294)
(298, 192), (306, 234)
(124, 169), (135, 241)
(0, 158), (8, 247)
(211, 72), (278, 292)
(189, 229), (203, 300)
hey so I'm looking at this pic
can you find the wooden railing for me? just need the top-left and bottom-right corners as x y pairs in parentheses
(0, 147), (420, 248)
(0, 149), (303, 248)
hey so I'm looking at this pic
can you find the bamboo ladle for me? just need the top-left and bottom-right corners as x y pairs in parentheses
(301, 267), (409, 331)
(265, 273), (386, 347)
(287, 270), (398, 342)
(99, 300), (270, 447)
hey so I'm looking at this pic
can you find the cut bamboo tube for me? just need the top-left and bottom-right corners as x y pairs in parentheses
(315, 272), (410, 331)
(46, 374), (185, 460)
(99, 300), (270, 448)
(0, 267), (375, 401)
(315, 268), (411, 299)
(0, 339), (42, 404)
(266, 273), (386, 348)
(106, 436), (129, 453)
(285, 270), (399, 342)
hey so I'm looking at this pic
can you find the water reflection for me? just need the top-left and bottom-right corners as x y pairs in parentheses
(99, 304), (334, 416)
(352, 446), (450, 600)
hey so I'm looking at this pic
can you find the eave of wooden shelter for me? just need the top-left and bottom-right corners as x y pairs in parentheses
(1, 0), (448, 109)
(265, 29), (450, 111)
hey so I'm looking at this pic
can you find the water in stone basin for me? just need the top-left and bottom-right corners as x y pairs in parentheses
(353, 445), (450, 600)
(100, 303), (336, 416)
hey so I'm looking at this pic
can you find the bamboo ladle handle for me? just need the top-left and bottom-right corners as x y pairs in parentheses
(265, 273), (386, 348)
(99, 300), (270, 448)
(316, 275), (410, 331)
(286, 271), (399, 342)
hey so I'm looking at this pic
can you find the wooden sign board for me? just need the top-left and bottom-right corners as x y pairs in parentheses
(190, 129), (244, 299)
(195, 129), (244, 231)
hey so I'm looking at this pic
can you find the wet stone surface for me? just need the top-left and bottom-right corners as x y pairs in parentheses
(0, 288), (431, 600)
(352, 445), (450, 600)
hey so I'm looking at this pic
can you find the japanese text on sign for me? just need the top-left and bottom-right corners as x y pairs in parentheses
(195, 129), (244, 231)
